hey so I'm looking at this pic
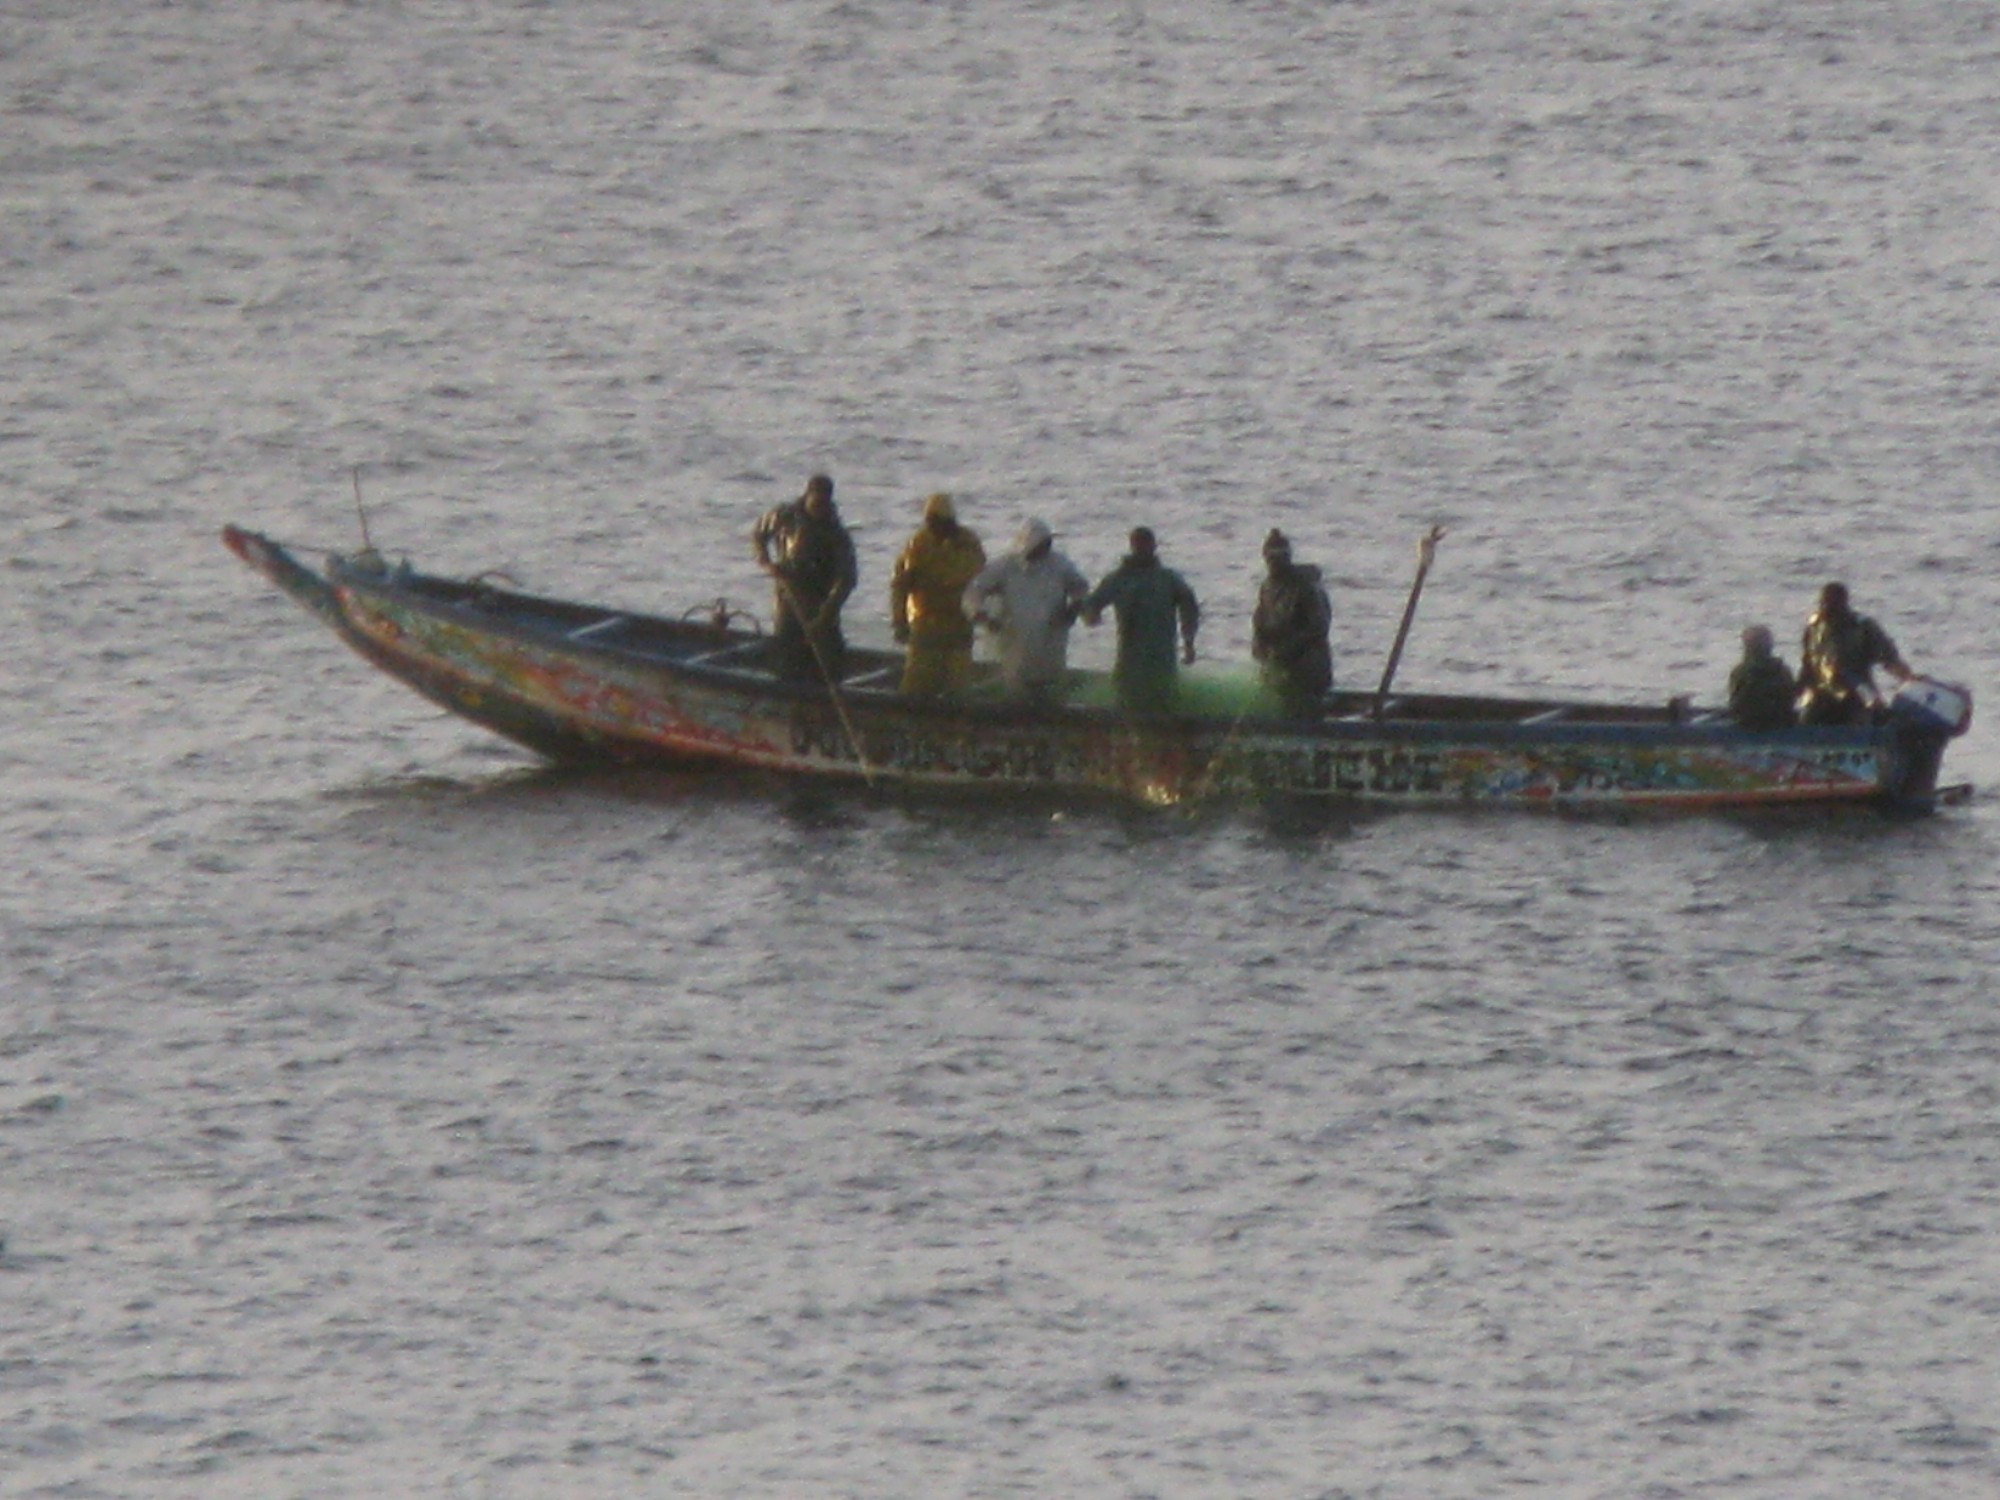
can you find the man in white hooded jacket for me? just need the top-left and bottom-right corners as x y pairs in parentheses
(963, 517), (1091, 701)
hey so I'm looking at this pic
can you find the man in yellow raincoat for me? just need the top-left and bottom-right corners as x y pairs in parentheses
(890, 493), (986, 697)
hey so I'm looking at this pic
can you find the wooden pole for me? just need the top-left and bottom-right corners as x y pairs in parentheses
(1374, 526), (1445, 719)
(769, 569), (877, 786)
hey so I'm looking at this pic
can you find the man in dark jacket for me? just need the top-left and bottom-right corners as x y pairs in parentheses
(753, 473), (858, 682)
(1081, 527), (1199, 713)
(1726, 624), (1797, 731)
(1250, 529), (1333, 717)
(1797, 581), (1909, 725)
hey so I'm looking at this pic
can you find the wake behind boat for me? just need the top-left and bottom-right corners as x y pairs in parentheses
(221, 525), (1971, 812)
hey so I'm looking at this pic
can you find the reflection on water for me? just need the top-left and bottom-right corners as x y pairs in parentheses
(7, 2), (2000, 1494)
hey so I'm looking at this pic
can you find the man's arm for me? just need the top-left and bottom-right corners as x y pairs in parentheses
(1079, 574), (1116, 627)
(1871, 621), (1912, 681)
(1176, 576), (1200, 664)
(890, 547), (914, 641)
(829, 532), (859, 611)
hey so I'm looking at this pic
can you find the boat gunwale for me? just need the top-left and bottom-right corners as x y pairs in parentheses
(325, 553), (1896, 754)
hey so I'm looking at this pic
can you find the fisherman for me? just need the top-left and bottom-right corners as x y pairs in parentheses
(1080, 526), (1200, 713)
(1797, 581), (1911, 726)
(963, 517), (1091, 702)
(752, 473), (858, 683)
(1250, 528), (1334, 717)
(889, 492), (986, 697)
(1726, 624), (1797, 731)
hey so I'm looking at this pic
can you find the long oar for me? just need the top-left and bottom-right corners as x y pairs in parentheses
(769, 569), (877, 786)
(1374, 525), (1445, 719)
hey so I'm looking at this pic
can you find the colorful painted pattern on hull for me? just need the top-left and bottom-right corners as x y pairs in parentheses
(329, 585), (1894, 809)
(223, 528), (1952, 812)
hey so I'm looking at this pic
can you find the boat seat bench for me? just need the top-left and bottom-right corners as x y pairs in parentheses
(681, 639), (768, 668)
(841, 666), (902, 690)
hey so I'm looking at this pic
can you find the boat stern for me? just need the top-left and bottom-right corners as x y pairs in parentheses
(1882, 676), (1974, 810)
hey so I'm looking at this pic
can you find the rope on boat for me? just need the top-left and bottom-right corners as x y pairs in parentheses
(683, 598), (763, 634)
(250, 533), (531, 594)
(1184, 704), (1257, 807)
(251, 531), (373, 561)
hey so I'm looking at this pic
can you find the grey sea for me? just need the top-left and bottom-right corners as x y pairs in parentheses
(7, 4), (2000, 1496)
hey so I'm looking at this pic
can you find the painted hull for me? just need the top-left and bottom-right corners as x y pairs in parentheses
(222, 527), (1967, 812)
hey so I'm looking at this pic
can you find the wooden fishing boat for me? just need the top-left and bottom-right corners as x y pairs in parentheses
(222, 525), (1971, 812)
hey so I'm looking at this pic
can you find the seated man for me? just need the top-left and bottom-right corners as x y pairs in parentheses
(1726, 624), (1797, 731)
(1797, 581), (1910, 725)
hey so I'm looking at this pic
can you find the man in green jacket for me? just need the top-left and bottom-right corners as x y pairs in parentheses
(1081, 527), (1200, 713)
(1726, 624), (1797, 731)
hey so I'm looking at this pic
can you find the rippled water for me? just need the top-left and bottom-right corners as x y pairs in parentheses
(7, 4), (2000, 1495)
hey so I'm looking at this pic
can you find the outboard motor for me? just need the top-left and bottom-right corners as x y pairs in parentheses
(1884, 677), (1973, 808)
